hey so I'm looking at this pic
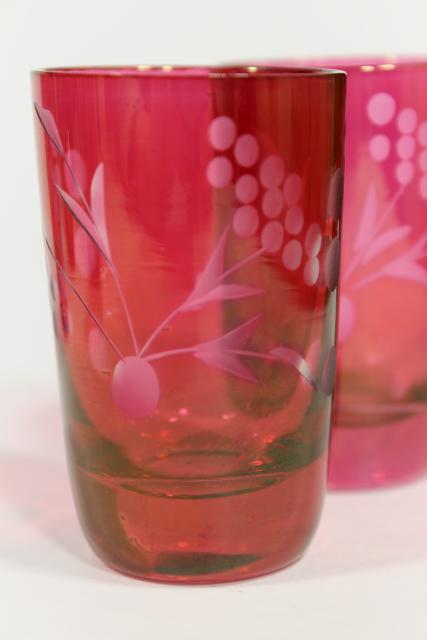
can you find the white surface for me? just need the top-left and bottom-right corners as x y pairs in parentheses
(2, 0), (427, 637)
(1, 386), (427, 639)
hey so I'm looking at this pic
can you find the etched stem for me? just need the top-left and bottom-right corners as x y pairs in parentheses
(145, 345), (196, 361)
(45, 240), (124, 359)
(62, 153), (91, 214)
(111, 268), (139, 354)
(139, 306), (184, 357)
(147, 346), (280, 364)
(139, 248), (265, 357)
(58, 154), (139, 354)
(220, 248), (264, 281)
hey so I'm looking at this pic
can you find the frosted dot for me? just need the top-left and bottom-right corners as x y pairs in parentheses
(304, 258), (320, 286)
(397, 108), (418, 134)
(285, 206), (304, 234)
(305, 223), (322, 257)
(418, 149), (427, 172)
(282, 240), (302, 270)
(420, 175), (427, 200)
(233, 205), (259, 237)
(367, 93), (396, 126)
(261, 221), (284, 253)
(369, 134), (390, 161)
(234, 134), (259, 167)
(283, 173), (303, 205)
(395, 160), (414, 185)
(206, 156), (233, 188)
(396, 135), (416, 160)
(262, 188), (283, 218)
(259, 155), (285, 188)
(235, 174), (259, 203)
(418, 121), (427, 146)
(208, 116), (237, 150)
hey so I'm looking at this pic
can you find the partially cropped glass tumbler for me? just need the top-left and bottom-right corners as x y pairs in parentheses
(33, 65), (345, 582)
(319, 58), (427, 489)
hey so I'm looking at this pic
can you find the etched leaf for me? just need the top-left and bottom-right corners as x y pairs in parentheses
(185, 226), (230, 304)
(194, 315), (261, 382)
(64, 149), (87, 197)
(34, 102), (64, 155)
(56, 186), (111, 265)
(361, 226), (411, 264)
(183, 284), (263, 310)
(195, 351), (257, 383)
(404, 232), (427, 261)
(203, 315), (261, 350)
(45, 240), (121, 357)
(354, 184), (377, 252)
(382, 259), (427, 285)
(270, 346), (316, 388)
(90, 163), (111, 259)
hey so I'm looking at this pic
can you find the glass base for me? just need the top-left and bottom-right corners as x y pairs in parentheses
(70, 454), (326, 584)
(328, 403), (427, 490)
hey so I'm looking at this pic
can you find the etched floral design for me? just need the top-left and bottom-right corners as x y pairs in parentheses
(36, 105), (334, 420)
(339, 93), (427, 343)
(206, 116), (334, 288)
(366, 92), (427, 198)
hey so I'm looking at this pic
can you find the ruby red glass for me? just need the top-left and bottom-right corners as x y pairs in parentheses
(315, 59), (427, 489)
(32, 66), (345, 582)
(269, 57), (427, 489)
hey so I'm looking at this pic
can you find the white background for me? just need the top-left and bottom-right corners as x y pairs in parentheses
(1, 0), (427, 638)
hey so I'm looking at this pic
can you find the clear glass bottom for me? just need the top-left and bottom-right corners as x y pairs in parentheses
(69, 449), (326, 584)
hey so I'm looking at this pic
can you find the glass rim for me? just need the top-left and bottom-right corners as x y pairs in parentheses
(265, 55), (427, 74)
(31, 64), (345, 79)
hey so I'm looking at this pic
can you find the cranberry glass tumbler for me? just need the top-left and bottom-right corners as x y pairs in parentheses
(315, 59), (427, 489)
(33, 66), (345, 583)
